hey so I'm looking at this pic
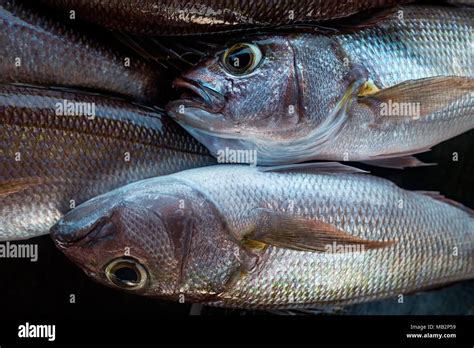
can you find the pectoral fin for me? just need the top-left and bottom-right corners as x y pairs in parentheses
(358, 79), (380, 97)
(360, 76), (474, 121)
(243, 208), (395, 253)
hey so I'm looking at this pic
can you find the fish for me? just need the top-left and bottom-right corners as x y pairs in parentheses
(0, 85), (216, 241)
(51, 163), (474, 309)
(0, 0), (168, 104)
(37, 0), (411, 35)
(166, 6), (474, 167)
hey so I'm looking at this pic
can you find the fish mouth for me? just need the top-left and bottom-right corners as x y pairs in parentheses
(171, 77), (225, 113)
(167, 77), (237, 135)
(51, 216), (115, 249)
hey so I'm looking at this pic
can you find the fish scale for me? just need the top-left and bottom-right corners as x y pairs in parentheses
(0, 85), (215, 241)
(167, 5), (473, 166)
(38, 0), (411, 35)
(52, 164), (473, 308)
(0, 0), (168, 103)
(337, 6), (473, 87)
(161, 166), (472, 308)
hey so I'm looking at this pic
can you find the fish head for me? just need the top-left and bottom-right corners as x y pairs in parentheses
(167, 35), (362, 157)
(51, 178), (245, 301)
(167, 35), (310, 139)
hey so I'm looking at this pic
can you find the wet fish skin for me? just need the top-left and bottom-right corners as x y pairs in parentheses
(38, 0), (410, 35)
(0, 85), (215, 241)
(0, 0), (167, 103)
(166, 6), (474, 165)
(334, 6), (473, 89)
(51, 165), (474, 309)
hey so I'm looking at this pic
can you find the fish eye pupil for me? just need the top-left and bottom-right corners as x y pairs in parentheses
(229, 48), (251, 69)
(105, 258), (147, 290)
(114, 266), (138, 284)
(223, 43), (261, 75)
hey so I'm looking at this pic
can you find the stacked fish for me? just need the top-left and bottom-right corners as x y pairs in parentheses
(0, 0), (472, 310)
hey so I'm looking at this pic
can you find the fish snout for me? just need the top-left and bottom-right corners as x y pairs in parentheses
(51, 216), (114, 247)
(50, 197), (118, 247)
(172, 76), (226, 112)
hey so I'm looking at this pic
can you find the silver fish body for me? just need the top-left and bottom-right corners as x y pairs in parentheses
(336, 6), (473, 87)
(314, 5), (473, 162)
(51, 165), (474, 309)
(0, 0), (168, 103)
(167, 6), (474, 166)
(0, 85), (215, 241)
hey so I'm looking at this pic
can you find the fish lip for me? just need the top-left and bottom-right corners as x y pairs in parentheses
(166, 101), (236, 137)
(51, 217), (113, 248)
(172, 77), (225, 112)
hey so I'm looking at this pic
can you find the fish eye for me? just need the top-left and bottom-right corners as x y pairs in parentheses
(105, 258), (147, 290)
(222, 43), (262, 75)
